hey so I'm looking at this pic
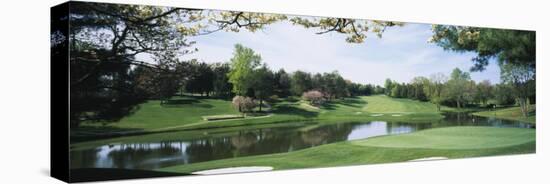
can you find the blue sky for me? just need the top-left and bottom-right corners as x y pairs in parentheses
(180, 21), (501, 86)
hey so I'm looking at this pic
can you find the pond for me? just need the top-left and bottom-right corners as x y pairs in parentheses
(70, 113), (534, 170)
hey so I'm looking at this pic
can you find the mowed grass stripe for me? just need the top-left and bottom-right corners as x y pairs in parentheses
(361, 95), (440, 113)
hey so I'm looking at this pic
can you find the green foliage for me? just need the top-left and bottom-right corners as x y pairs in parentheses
(290, 70), (313, 96)
(273, 69), (292, 97)
(384, 78), (428, 102)
(431, 25), (535, 71)
(474, 80), (493, 105)
(211, 63), (233, 98)
(384, 78), (394, 95)
(500, 63), (536, 117)
(446, 68), (474, 108)
(409, 76), (429, 101)
(473, 105), (536, 124)
(227, 44), (262, 96)
(68, 2), (192, 126)
(385, 74), (448, 111)
(450, 67), (471, 80)
(431, 25), (536, 115)
(290, 17), (404, 43)
(493, 84), (515, 105)
(184, 61), (215, 96)
(347, 82), (379, 96)
(252, 65), (276, 111)
(320, 71), (348, 100)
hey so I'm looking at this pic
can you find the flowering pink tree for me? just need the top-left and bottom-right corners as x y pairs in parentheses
(302, 90), (325, 106)
(232, 96), (257, 114)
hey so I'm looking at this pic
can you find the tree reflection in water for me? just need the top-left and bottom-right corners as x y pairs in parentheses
(70, 114), (533, 170)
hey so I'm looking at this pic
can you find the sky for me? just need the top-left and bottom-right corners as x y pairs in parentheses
(177, 21), (501, 86)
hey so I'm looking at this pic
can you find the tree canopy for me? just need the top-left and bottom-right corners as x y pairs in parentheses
(431, 26), (535, 71)
(227, 44), (262, 96)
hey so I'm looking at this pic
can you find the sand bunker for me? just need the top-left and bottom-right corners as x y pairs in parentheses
(408, 157), (448, 162)
(370, 114), (383, 117)
(191, 166), (274, 175)
(391, 114), (403, 117)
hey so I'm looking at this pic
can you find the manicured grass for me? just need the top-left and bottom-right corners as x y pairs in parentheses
(352, 126), (535, 149)
(73, 95), (448, 139)
(473, 105), (536, 124)
(362, 95), (444, 113)
(157, 126), (535, 173)
(78, 96), (237, 130)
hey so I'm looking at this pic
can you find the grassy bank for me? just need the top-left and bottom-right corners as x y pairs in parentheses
(362, 95), (451, 113)
(158, 126), (535, 173)
(473, 105), (536, 124)
(73, 95), (450, 138)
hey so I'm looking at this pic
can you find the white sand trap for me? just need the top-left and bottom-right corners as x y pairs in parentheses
(192, 166), (274, 175)
(391, 114), (403, 117)
(408, 157), (448, 162)
(355, 112), (363, 114)
(370, 114), (383, 117)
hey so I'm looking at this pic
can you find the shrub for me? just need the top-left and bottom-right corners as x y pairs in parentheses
(232, 96), (257, 113)
(302, 90), (325, 106)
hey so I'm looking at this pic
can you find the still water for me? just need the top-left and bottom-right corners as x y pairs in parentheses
(70, 113), (534, 170)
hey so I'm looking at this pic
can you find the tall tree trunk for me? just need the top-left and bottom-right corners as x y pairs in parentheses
(518, 97), (529, 117)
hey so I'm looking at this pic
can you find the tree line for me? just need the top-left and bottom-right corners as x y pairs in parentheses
(191, 44), (385, 112)
(430, 25), (535, 117)
(62, 2), (397, 127)
(59, 2), (535, 126)
(383, 67), (535, 115)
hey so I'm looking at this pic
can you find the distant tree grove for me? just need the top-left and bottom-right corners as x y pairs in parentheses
(383, 68), (535, 115)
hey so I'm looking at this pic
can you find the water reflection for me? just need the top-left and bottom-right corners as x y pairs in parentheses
(70, 113), (534, 170)
(346, 121), (418, 140)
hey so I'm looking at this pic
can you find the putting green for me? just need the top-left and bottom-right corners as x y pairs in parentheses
(158, 126), (535, 174)
(352, 126), (535, 149)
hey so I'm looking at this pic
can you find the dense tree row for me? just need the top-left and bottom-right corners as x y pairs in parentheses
(226, 44), (383, 111)
(384, 68), (535, 113)
(109, 44), (383, 115)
